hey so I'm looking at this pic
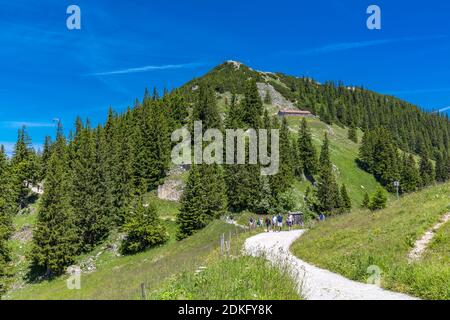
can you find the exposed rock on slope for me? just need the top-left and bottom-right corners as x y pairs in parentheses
(257, 82), (295, 111)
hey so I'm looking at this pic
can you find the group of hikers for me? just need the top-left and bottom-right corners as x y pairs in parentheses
(248, 213), (296, 232)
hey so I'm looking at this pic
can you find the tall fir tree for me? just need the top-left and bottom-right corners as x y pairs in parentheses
(400, 154), (420, 193)
(240, 79), (263, 129)
(225, 84), (262, 212)
(348, 123), (358, 143)
(419, 149), (435, 188)
(297, 118), (318, 178)
(316, 134), (341, 215)
(340, 184), (352, 213)
(435, 151), (449, 182)
(177, 165), (206, 240)
(31, 123), (79, 275)
(0, 146), (14, 234)
(270, 117), (294, 197)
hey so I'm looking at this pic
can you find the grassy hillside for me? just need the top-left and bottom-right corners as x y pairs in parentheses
(6, 219), (241, 300)
(291, 182), (450, 300)
(6, 194), (300, 300)
(286, 117), (382, 206)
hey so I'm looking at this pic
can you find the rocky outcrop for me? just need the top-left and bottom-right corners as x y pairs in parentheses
(257, 82), (295, 111)
(158, 180), (184, 202)
(157, 166), (188, 202)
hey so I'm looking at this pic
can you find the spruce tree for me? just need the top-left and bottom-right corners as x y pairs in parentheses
(401, 154), (420, 193)
(40, 136), (52, 181)
(0, 228), (10, 297)
(147, 99), (171, 190)
(419, 149), (435, 188)
(0, 146), (14, 234)
(0, 146), (12, 296)
(177, 165), (205, 240)
(241, 79), (263, 129)
(435, 152), (449, 182)
(361, 192), (370, 208)
(348, 123), (358, 143)
(121, 198), (168, 254)
(297, 118), (318, 178)
(225, 85), (261, 213)
(110, 113), (135, 225)
(31, 123), (79, 275)
(340, 184), (352, 213)
(369, 187), (387, 211)
(11, 126), (35, 210)
(316, 134), (341, 215)
(270, 117), (294, 197)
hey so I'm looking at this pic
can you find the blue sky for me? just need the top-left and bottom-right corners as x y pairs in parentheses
(1, 0), (449, 153)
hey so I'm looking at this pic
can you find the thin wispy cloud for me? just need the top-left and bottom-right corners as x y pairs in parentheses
(86, 62), (206, 76)
(437, 106), (450, 113)
(290, 35), (445, 56)
(1, 121), (56, 129)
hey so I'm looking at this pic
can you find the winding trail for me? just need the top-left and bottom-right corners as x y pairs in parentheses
(408, 212), (450, 262)
(244, 230), (417, 300)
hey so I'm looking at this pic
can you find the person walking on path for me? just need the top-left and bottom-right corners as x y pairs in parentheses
(277, 213), (283, 232)
(265, 216), (271, 232)
(287, 214), (293, 231)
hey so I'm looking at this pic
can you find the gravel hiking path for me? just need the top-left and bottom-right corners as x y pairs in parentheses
(408, 212), (450, 262)
(244, 230), (417, 300)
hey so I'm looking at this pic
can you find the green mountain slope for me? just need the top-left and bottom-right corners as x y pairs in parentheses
(286, 117), (381, 206)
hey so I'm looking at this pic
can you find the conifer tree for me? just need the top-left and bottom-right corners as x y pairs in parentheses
(225, 85), (261, 212)
(121, 198), (168, 254)
(147, 99), (171, 190)
(191, 85), (223, 132)
(316, 134), (341, 215)
(0, 227), (10, 297)
(31, 123), (79, 275)
(419, 149), (435, 188)
(270, 117), (294, 197)
(369, 187), (387, 211)
(110, 113), (135, 225)
(11, 126), (35, 209)
(348, 123), (358, 143)
(254, 176), (273, 215)
(340, 184), (352, 213)
(40, 136), (52, 181)
(0, 145), (12, 296)
(435, 152), (449, 182)
(359, 127), (400, 192)
(241, 79), (263, 129)
(361, 192), (370, 208)
(177, 165), (205, 240)
(297, 118), (318, 178)
(132, 97), (170, 192)
(0, 146), (14, 234)
(400, 154), (420, 193)
(199, 164), (228, 219)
